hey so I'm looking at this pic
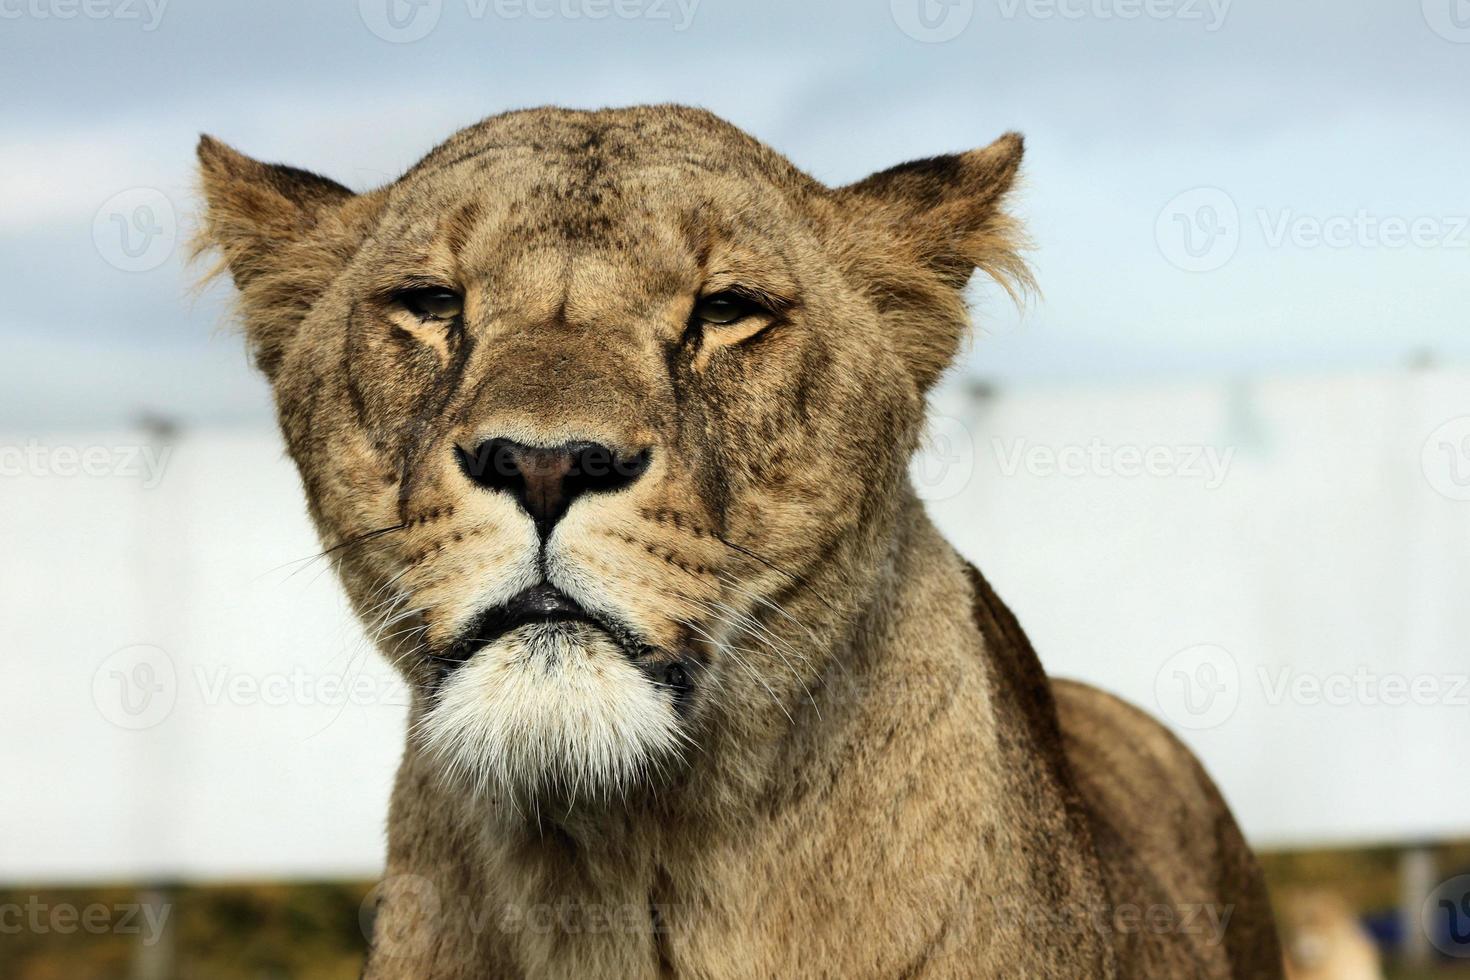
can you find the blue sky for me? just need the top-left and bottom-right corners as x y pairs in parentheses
(2, 0), (1466, 426)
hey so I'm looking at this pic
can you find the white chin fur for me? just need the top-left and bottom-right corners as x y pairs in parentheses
(420, 624), (683, 804)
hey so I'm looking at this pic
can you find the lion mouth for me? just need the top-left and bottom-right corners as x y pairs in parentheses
(429, 583), (644, 672)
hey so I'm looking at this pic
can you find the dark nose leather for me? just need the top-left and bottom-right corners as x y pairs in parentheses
(456, 437), (651, 535)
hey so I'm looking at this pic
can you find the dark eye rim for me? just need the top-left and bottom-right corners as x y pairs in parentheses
(685, 287), (787, 348)
(393, 285), (465, 323)
(693, 291), (764, 325)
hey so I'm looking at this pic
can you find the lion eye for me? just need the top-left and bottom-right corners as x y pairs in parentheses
(693, 292), (758, 326)
(399, 287), (463, 321)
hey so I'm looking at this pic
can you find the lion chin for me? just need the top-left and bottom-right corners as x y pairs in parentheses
(418, 622), (685, 807)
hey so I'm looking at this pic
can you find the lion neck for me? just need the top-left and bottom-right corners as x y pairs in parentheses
(373, 497), (1055, 974)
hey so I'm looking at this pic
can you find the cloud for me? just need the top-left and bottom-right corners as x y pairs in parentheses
(3, 0), (1468, 428)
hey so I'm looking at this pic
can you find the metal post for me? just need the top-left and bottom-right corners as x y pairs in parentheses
(130, 416), (183, 980)
(1400, 844), (1436, 967)
(130, 885), (175, 980)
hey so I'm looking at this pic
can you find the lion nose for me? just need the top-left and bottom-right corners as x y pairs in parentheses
(455, 437), (651, 535)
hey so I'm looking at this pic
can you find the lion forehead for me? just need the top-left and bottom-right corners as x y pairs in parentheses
(371, 108), (819, 258)
(402, 104), (818, 190)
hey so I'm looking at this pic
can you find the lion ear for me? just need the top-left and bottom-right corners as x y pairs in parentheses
(834, 133), (1032, 390)
(195, 135), (357, 286)
(194, 135), (378, 376)
(838, 132), (1029, 291)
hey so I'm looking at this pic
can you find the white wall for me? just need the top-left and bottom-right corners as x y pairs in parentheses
(3, 367), (1467, 882)
(2, 429), (405, 882)
(925, 366), (1470, 849)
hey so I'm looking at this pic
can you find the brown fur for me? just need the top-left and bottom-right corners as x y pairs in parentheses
(195, 104), (1281, 977)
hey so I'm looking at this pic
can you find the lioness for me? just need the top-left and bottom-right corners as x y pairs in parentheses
(196, 105), (1281, 978)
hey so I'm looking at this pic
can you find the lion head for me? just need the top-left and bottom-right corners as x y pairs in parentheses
(196, 105), (1026, 807)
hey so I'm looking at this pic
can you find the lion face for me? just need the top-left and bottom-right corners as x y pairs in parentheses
(197, 105), (1025, 805)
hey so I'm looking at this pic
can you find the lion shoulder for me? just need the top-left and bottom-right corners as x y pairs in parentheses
(1051, 678), (1284, 977)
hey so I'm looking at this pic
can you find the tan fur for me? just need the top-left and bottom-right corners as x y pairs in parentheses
(1279, 891), (1382, 980)
(196, 104), (1281, 977)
